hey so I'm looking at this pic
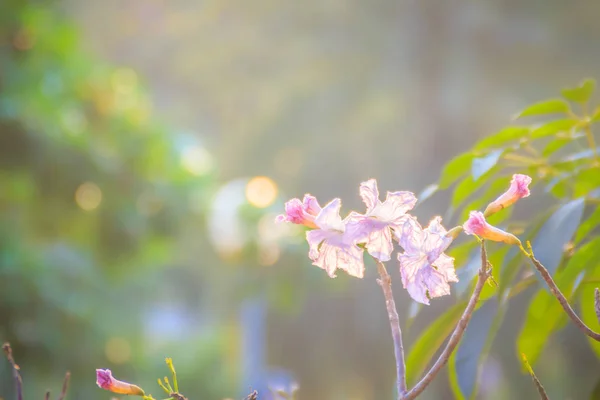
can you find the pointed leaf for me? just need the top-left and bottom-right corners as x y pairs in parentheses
(405, 301), (465, 385)
(514, 99), (569, 119)
(530, 119), (578, 139)
(439, 153), (474, 189)
(471, 150), (503, 181)
(575, 206), (600, 244)
(473, 126), (530, 150)
(561, 78), (596, 103)
(450, 299), (498, 399)
(517, 288), (567, 365)
(531, 198), (585, 275)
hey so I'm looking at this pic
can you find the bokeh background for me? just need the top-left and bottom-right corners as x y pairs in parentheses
(1, 0), (599, 399)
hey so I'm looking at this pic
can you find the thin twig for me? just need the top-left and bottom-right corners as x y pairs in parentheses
(2, 343), (23, 400)
(57, 371), (70, 400)
(521, 353), (550, 400)
(375, 259), (407, 398)
(45, 391), (50, 400)
(595, 288), (600, 325)
(526, 244), (600, 341)
(404, 241), (492, 400)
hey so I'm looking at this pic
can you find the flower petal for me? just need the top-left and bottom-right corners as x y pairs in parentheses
(375, 191), (417, 224)
(359, 179), (380, 213)
(395, 216), (424, 254)
(399, 253), (430, 304)
(314, 198), (344, 231)
(310, 234), (365, 278)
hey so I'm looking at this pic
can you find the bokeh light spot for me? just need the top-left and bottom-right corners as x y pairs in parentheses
(75, 182), (102, 211)
(181, 146), (213, 176)
(245, 176), (277, 208)
(104, 337), (131, 365)
(258, 244), (280, 266)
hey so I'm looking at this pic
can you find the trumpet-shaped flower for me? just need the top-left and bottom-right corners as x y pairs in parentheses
(276, 194), (322, 228)
(96, 369), (145, 396)
(463, 211), (521, 245)
(348, 179), (417, 261)
(306, 198), (365, 278)
(396, 216), (458, 305)
(484, 174), (531, 217)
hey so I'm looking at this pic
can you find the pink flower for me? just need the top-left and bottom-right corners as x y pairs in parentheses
(96, 369), (145, 396)
(306, 198), (365, 278)
(463, 211), (521, 245)
(484, 174), (532, 217)
(396, 216), (458, 305)
(276, 194), (322, 228)
(348, 179), (417, 261)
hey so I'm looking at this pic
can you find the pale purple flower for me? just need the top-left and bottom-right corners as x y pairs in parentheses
(96, 369), (145, 395)
(396, 216), (458, 305)
(276, 194), (321, 228)
(306, 198), (365, 278)
(484, 174), (532, 216)
(463, 211), (521, 245)
(348, 179), (417, 262)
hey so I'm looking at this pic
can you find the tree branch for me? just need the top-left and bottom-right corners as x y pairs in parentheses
(2, 343), (23, 400)
(375, 259), (407, 398)
(404, 241), (491, 400)
(526, 245), (600, 341)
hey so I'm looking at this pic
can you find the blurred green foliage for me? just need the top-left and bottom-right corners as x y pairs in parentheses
(407, 78), (600, 399)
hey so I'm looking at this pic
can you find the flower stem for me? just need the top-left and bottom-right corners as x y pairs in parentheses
(374, 259), (407, 398)
(404, 241), (491, 400)
(523, 242), (600, 341)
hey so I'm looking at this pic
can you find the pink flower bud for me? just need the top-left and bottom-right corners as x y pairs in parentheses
(484, 174), (532, 217)
(276, 195), (321, 228)
(96, 369), (145, 396)
(463, 211), (521, 245)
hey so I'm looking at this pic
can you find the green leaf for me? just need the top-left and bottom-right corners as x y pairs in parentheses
(452, 166), (500, 209)
(449, 299), (499, 400)
(575, 206), (600, 244)
(514, 99), (570, 119)
(561, 78), (596, 103)
(439, 153), (474, 190)
(531, 198), (585, 275)
(573, 168), (600, 198)
(591, 106), (600, 122)
(473, 126), (530, 151)
(405, 301), (465, 385)
(578, 284), (600, 358)
(542, 137), (571, 157)
(471, 149), (503, 181)
(517, 288), (567, 365)
(554, 237), (600, 294)
(530, 119), (578, 139)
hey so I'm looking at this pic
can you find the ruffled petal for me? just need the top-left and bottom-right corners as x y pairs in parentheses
(375, 191), (417, 224)
(310, 233), (365, 278)
(395, 216), (424, 254)
(314, 198), (344, 231)
(399, 253), (430, 304)
(423, 217), (452, 262)
(432, 253), (458, 283)
(359, 179), (380, 213)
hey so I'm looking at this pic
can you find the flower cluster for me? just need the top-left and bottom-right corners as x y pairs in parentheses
(278, 174), (531, 305)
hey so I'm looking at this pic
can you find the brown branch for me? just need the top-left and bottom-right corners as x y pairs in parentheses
(2, 343), (23, 400)
(44, 392), (50, 400)
(595, 288), (600, 325)
(375, 259), (407, 398)
(526, 246), (600, 341)
(57, 371), (70, 400)
(404, 241), (492, 400)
